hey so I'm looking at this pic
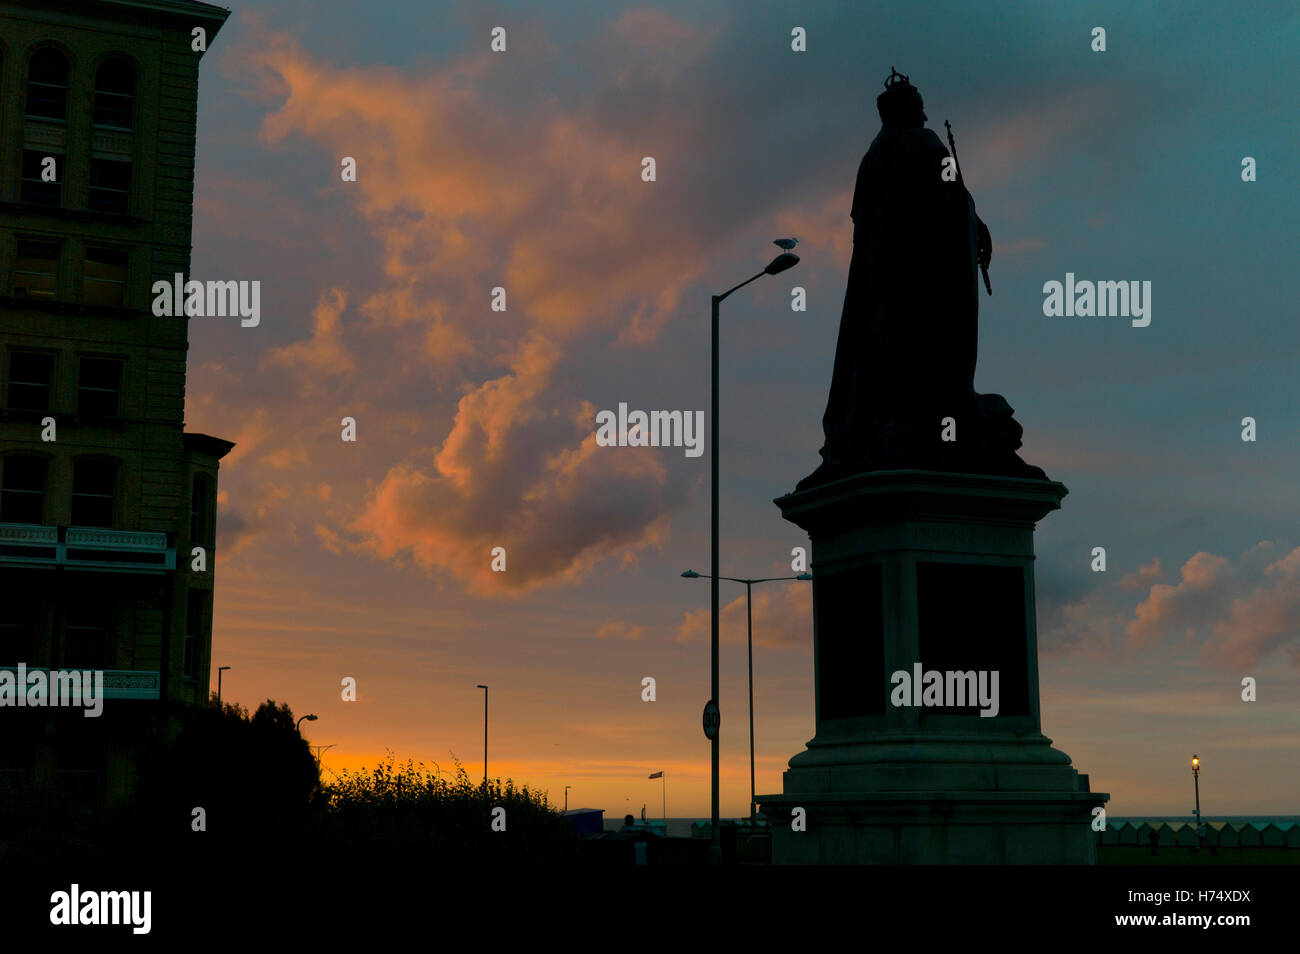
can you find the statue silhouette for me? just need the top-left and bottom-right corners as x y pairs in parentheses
(798, 69), (1046, 491)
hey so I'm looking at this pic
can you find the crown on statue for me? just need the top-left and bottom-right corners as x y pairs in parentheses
(877, 66), (924, 125)
(884, 67), (913, 91)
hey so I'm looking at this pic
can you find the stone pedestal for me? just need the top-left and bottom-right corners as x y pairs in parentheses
(758, 469), (1106, 864)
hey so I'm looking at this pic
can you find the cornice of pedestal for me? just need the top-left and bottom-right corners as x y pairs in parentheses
(775, 468), (1068, 533)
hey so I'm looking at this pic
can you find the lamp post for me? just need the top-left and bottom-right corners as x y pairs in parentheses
(706, 248), (800, 863)
(476, 685), (489, 790)
(296, 713), (317, 734)
(1192, 754), (1202, 845)
(684, 570), (812, 822)
(564, 785), (571, 812)
(649, 771), (666, 824)
(216, 665), (231, 705)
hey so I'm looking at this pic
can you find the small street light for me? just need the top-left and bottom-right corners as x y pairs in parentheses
(1192, 754), (1203, 845)
(296, 713), (318, 734)
(682, 569), (813, 822)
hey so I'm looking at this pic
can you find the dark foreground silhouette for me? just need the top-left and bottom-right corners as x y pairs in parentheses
(0, 699), (577, 871)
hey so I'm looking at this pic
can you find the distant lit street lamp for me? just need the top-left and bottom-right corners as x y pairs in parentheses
(1192, 754), (1203, 845)
(705, 247), (800, 863)
(683, 570), (813, 822)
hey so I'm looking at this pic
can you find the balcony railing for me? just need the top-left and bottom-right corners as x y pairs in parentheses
(0, 667), (160, 701)
(0, 523), (173, 572)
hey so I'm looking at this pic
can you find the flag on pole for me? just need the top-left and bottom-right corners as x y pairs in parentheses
(648, 771), (664, 779)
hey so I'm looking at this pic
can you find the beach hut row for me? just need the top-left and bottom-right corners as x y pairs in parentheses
(1097, 820), (1300, 848)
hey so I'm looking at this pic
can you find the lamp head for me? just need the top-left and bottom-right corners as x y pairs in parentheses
(765, 252), (799, 275)
(1192, 755), (1200, 770)
(796, 573), (813, 581)
(681, 570), (701, 578)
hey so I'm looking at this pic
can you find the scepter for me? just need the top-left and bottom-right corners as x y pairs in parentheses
(944, 119), (993, 296)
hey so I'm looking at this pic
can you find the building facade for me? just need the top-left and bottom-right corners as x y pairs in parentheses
(0, 0), (231, 807)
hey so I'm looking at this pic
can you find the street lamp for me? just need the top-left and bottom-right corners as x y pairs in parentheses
(216, 666), (231, 705)
(1192, 754), (1203, 845)
(476, 685), (489, 790)
(296, 713), (317, 734)
(705, 247), (800, 863)
(649, 771), (666, 823)
(683, 570), (813, 822)
(564, 785), (571, 812)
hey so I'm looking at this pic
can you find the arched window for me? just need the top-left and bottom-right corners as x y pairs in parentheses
(93, 58), (134, 129)
(26, 48), (69, 120)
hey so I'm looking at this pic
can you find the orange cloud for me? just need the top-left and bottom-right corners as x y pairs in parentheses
(264, 287), (356, 379)
(211, 10), (786, 592)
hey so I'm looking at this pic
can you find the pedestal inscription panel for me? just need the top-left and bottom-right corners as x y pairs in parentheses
(815, 564), (884, 720)
(916, 561), (1029, 718)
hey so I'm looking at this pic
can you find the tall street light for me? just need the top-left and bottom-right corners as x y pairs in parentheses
(476, 685), (489, 790)
(296, 713), (318, 734)
(684, 570), (813, 822)
(706, 247), (799, 863)
(564, 785), (571, 812)
(216, 666), (231, 705)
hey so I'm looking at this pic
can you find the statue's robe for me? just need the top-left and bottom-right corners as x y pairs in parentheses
(813, 123), (1043, 482)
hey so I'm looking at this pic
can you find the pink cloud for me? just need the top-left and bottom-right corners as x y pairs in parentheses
(1119, 558), (1163, 592)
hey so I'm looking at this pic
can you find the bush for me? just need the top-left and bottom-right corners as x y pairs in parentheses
(308, 754), (580, 864)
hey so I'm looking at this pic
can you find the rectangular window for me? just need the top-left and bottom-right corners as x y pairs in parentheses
(88, 158), (131, 214)
(185, 589), (208, 679)
(14, 241), (59, 299)
(0, 456), (47, 524)
(21, 150), (63, 206)
(84, 248), (128, 307)
(71, 459), (116, 527)
(64, 608), (110, 669)
(190, 478), (209, 545)
(77, 358), (122, 417)
(7, 351), (55, 411)
(55, 727), (106, 809)
(0, 607), (39, 666)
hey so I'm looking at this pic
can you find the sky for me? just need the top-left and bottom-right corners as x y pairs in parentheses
(185, 0), (1300, 818)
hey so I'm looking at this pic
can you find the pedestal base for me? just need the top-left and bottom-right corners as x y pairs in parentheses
(759, 790), (1101, 864)
(766, 468), (1107, 864)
